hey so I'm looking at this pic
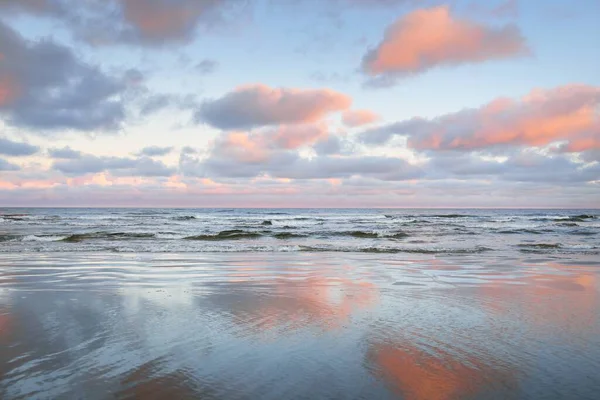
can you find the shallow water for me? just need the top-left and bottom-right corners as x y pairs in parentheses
(1, 252), (599, 399)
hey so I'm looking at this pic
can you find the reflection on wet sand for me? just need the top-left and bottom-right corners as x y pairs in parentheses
(1, 254), (600, 399)
(478, 262), (599, 334)
(368, 260), (600, 400)
(118, 360), (213, 400)
(370, 343), (515, 400)
(214, 275), (379, 333)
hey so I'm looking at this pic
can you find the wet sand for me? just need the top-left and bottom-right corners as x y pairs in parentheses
(1, 252), (600, 399)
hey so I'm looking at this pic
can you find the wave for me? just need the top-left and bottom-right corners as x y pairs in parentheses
(62, 232), (155, 242)
(173, 216), (196, 221)
(556, 222), (579, 227)
(571, 230), (597, 236)
(261, 220), (273, 226)
(530, 214), (597, 222)
(430, 214), (472, 218)
(518, 243), (561, 249)
(328, 231), (410, 239)
(273, 232), (308, 239)
(1, 214), (28, 221)
(298, 245), (492, 254)
(498, 229), (546, 235)
(0, 234), (17, 242)
(567, 214), (597, 222)
(23, 235), (69, 242)
(184, 230), (262, 241)
(345, 231), (379, 238)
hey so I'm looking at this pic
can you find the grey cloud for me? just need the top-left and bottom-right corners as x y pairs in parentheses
(139, 94), (198, 116)
(313, 135), (356, 156)
(195, 85), (351, 130)
(114, 157), (176, 177)
(581, 150), (600, 163)
(0, 20), (127, 131)
(181, 146), (199, 155)
(0, 0), (249, 47)
(184, 133), (421, 181)
(0, 137), (39, 156)
(0, 157), (20, 171)
(53, 154), (175, 177)
(272, 155), (423, 181)
(196, 59), (218, 74)
(137, 146), (174, 157)
(48, 146), (83, 159)
(425, 150), (600, 184)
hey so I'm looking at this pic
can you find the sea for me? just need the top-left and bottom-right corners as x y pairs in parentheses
(1, 208), (599, 399)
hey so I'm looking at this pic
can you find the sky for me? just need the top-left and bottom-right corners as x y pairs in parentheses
(0, 0), (599, 208)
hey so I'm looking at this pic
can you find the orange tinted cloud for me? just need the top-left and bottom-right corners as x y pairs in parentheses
(197, 84), (352, 129)
(271, 123), (328, 149)
(0, 74), (21, 107)
(119, 0), (206, 41)
(0, 0), (48, 13)
(362, 6), (529, 76)
(410, 85), (600, 151)
(214, 131), (272, 163)
(364, 84), (600, 153)
(212, 123), (330, 163)
(342, 109), (380, 127)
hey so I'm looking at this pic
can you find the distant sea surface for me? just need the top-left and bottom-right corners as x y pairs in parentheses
(1, 208), (599, 399)
(1, 208), (598, 255)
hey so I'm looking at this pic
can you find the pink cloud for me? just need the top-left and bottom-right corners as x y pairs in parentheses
(212, 123), (330, 163)
(362, 5), (529, 77)
(214, 131), (272, 163)
(364, 84), (600, 153)
(271, 123), (329, 149)
(119, 0), (208, 41)
(342, 109), (380, 127)
(0, 0), (48, 13)
(197, 84), (352, 129)
(415, 85), (600, 151)
(0, 74), (21, 107)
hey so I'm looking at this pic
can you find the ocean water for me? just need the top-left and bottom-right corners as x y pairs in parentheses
(1, 208), (598, 255)
(1, 208), (600, 399)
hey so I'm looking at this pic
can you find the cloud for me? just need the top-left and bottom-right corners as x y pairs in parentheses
(196, 59), (218, 74)
(342, 109), (380, 127)
(137, 93), (198, 116)
(272, 155), (423, 181)
(361, 84), (600, 153)
(427, 150), (600, 184)
(182, 125), (422, 181)
(361, 6), (529, 79)
(0, 158), (20, 171)
(0, 20), (127, 131)
(0, 0), (48, 13)
(53, 154), (175, 177)
(0, 0), (248, 46)
(206, 123), (329, 163)
(137, 146), (174, 157)
(466, 0), (519, 19)
(0, 137), (39, 156)
(195, 84), (352, 129)
(48, 146), (83, 159)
